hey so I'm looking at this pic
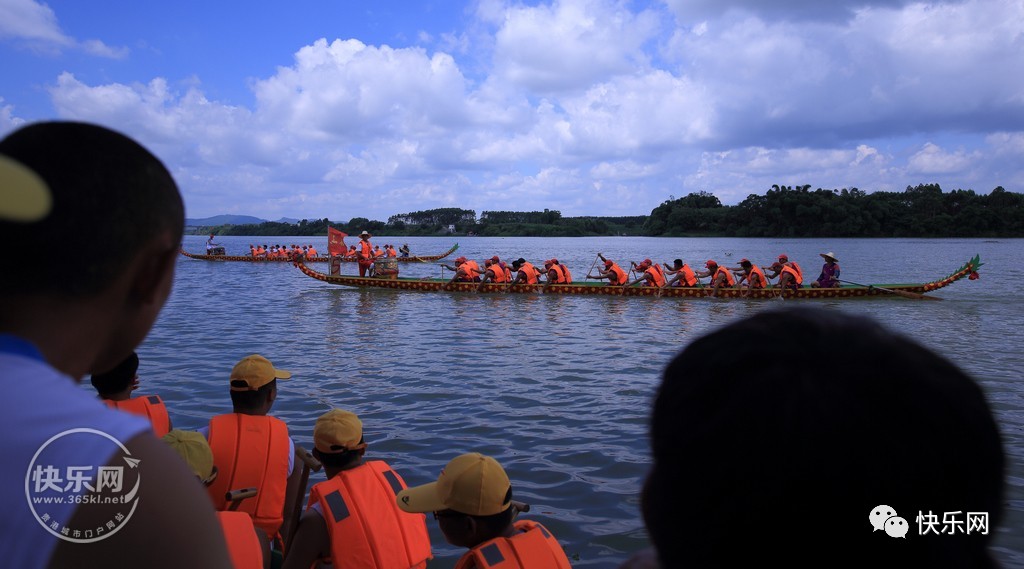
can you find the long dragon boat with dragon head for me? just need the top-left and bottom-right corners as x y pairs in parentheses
(291, 255), (982, 299)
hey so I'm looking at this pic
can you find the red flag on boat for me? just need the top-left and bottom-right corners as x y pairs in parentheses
(328, 227), (348, 256)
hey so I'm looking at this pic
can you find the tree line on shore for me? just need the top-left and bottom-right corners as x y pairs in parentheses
(191, 184), (1024, 238)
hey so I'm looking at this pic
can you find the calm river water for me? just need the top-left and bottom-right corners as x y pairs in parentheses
(132, 235), (1023, 567)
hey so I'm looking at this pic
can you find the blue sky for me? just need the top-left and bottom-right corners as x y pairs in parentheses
(2, 0), (1022, 222)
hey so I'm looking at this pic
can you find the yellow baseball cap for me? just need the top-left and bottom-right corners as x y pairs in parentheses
(396, 453), (512, 516)
(0, 154), (52, 222)
(229, 354), (291, 391)
(162, 430), (215, 480)
(314, 409), (367, 453)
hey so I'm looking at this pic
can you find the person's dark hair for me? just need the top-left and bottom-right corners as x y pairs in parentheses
(229, 379), (276, 412)
(456, 486), (515, 540)
(0, 122), (184, 297)
(314, 439), (365, 470)
(645, 307), (1004, 567)
(90, 352), (140, 396)
(673, 259), (683, 268)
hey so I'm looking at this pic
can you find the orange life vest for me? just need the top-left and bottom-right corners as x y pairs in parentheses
(489, 264), (508, 283)
(782, 263), (803, 285)
(360, 241), (373, 260)
(644, 265), (666, 287)
(104, 396), (171, 437)
(207, 414), (291, 538)
(454, 520), (572, 569)
(464, 260), (481, 280)
(608, 263), (627, 285)
(713, 266), (736, 286)
(559, 264), (572, 283)
(308, 247), (318, 257)
(748, 265), (767, 288)
(678, 264), (697, 286)
(217, 510), (265, 569)
(519, 262), (540, 284)
(308, 461), (432, 569)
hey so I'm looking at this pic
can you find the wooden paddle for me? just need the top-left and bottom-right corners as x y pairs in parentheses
(585, 253), (601, 282)
(694, 275), (713, 298)
(764, 274), (783, 301)
(837, 279), (941, 301)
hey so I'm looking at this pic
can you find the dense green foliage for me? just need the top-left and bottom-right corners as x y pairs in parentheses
(646, 184), (1024, 237)
(189, 185), (1024, 238)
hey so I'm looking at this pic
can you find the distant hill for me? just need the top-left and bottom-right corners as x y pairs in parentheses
(186, 214), (265, 226)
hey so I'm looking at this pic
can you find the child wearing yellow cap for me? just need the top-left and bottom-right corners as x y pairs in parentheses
(282, 409), (431, 569)
(397, 453), (572, 569)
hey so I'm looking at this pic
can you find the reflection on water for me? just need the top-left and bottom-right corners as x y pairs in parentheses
(135, 236), (1024, 566)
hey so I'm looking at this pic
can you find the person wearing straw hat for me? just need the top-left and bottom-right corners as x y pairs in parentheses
(396, 453), (572, 569)
(811, 252), (841, 288)
(282, 409), (431, 569)
(357, 231), (374, 277)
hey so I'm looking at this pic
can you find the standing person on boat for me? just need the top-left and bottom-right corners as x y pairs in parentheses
(510, 258), (542, 285)
(731, 258), (767, 296)
(282, 409), (432, 569)
(203, 355), (304, 552)
(207, 233), (218, 250)
(694, 260), (735, 296)
(764, 254), (803, 290)
(811, 252), (841, 288)
(661, 259), (698, 288)
(397, 453), (572, 569)
(90, 351), (172, 437)
(357, 231), (375, 277)
(588, 253), (630, 286)
(163, 430), (270, 569)
(623, 307), (1005, 568)
(627, 259), (667, 288)
(0, 121), (233, 568)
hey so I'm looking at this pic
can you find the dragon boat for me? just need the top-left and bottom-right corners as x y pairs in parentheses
(178, 243), (459, 263)
(292, 255), (981, 299)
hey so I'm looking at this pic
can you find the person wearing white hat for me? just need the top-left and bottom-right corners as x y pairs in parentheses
(811, 252), (841, 288)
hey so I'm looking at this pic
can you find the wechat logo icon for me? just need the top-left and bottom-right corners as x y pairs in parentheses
(870, 505), (908, 538)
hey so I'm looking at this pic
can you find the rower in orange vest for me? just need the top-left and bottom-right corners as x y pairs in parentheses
(90, 351), (172, 437)
(730, 259), (767, 297)
(307, 244), (319, 258)
(163, 430), (269, 569)
(694, 260), (735, 297)
(281, 409), (432, 569)
(589, 253), (629, 286)
(510, 258), (542, 285)
(478, 256), (510, 291)
(763, 254), (803, 290)
(202, 355), (303, 551)
(662, 259), (697, 288)
(542, 259), (571, 290)
(627, 259), (667, 288)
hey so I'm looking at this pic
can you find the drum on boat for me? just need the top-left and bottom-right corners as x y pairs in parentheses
(375, 257), (399, 278)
